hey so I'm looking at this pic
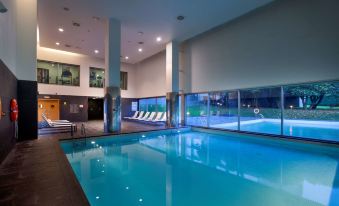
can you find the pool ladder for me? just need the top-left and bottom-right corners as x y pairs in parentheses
(72, 123), (87, 148)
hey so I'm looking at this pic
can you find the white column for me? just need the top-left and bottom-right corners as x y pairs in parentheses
(105, 18), (121, 87)
(166, 41), (180, 127)
(166, 42), (179, 93)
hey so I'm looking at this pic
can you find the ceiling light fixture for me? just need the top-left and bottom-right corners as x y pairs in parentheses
(177, 15), (185, 21)
(94, 50), (99, 54)
(58, 27), (64, 32)
(156, 36), (162, 42)
(125, 56), (129, 60)
(138, 31), (144, 36)
(55, 42), (60, 46)
(138, 48), (143, 52)
(72, 22), (80, 27)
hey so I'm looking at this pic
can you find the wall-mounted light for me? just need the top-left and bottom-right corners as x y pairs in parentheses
(0, 1), (8, 13)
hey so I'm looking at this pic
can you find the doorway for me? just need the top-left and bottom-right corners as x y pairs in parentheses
(38, 99), (60, 121)
(88, 98), (104, 120)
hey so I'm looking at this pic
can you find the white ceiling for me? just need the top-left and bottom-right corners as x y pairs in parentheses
(38, 0), (273, 64)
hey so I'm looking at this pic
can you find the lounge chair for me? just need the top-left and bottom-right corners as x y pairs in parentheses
(139, 112), (150, 120)
(42, 113), (70, 123)
(146, 112), (163, 122)
(131, 111), (144, 120)
(143, 112), (156, 121)
(41, 113), (77, 131)
(153, 113), (166, 122)
(124, 111), (139, 119)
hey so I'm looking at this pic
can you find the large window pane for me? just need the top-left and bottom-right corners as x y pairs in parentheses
(37, 60), (80, 86)
(157, 97), (166, 112)
(284, 81), (339, 141)
(240, 87), (281, 135)
(186, 93), (209, 127)
(147, 98), (157, 112)
(120, 71), (128, 90)
(89, 67), (105, 88)
(139, 99), (148, 112)
(209, 91), (238, 130)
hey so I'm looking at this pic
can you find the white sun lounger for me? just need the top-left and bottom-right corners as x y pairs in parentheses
(143, 112), (156, 121)
(42, 113), (71, 124)
(139, 112), (150, 120)
(124, 111), (139, 119)
(153, 113), (166, 122)
(130, 111), (144, 120)
(146, 112), (163, 122)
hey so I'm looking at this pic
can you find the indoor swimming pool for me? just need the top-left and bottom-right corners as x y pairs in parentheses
(61, 129), (339, 206)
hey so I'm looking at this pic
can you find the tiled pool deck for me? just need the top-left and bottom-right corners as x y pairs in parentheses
(0, 121), (166, 205)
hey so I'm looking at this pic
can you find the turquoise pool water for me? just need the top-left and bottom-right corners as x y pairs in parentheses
(61, 130), (339, 206)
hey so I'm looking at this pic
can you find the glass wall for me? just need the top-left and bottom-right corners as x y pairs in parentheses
(89, 67), (105, 88)
(209, 91), (238, 130)
(240, 87), (281, 135)
(283, 81), (339, 141)
(138, 97), (166, 113)
(37, 60), (80, 86)
(185, 93), (209, 127)
(184, 80), (339, 142)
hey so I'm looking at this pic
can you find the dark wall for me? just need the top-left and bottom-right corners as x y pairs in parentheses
(38, 94), (88, 122)
(0, 60), (17, 162)
(18, 80), (38, 141)
(38, 95), (137, 122)
(122, 98), (138, 118)
(88, 98), (104, 120)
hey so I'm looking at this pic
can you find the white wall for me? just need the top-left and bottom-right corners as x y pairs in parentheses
(37, 46), (137, 98)
(0, 0), (16, 75)
(182, 0), (339, 93)
(135, 51), (166, 98)
(0, 0), (37, 80)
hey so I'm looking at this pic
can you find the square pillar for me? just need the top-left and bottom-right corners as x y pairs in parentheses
(166, 42), (180, 128)
(104, 18), (121, 133)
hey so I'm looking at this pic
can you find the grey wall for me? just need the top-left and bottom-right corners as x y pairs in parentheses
(135, 51), (166, 98)
(182, 0), (339, 93)
(0, 60), (17, 162)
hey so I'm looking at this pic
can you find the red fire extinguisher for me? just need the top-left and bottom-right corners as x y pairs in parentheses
(10, 99), (19, 139)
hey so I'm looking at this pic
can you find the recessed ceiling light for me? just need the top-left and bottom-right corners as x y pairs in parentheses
(94, 50), (99, 54)
(72, 22), (80, 27)
(55, 42), (60, 46)
(156, 36), (162, 42)
(125, 56), (129, 60)
(58, 27), (64, 32)
(177, 15), (185, 21)
(138, 48), (143, 52)
(138, 31), (144, 35)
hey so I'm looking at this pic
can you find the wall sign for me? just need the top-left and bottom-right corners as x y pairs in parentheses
(131, 101), (138, 111)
